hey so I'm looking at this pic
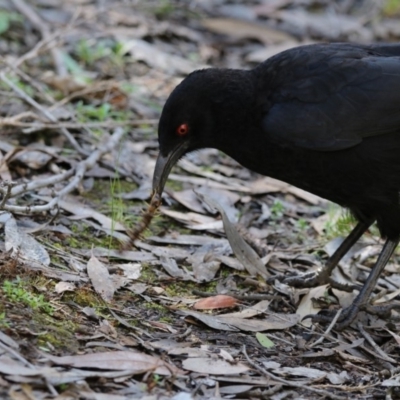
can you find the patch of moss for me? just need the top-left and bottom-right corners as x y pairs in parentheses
(2, 277), (53, 315)
(34, 312), (79, 352)
(165, 180), (183, 192)
(63, 288), (104, 310)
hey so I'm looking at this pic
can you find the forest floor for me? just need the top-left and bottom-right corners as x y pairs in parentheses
(1, 1), (400, 399)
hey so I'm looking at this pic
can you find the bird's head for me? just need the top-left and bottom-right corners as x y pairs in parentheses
(152, 68), (253, 198)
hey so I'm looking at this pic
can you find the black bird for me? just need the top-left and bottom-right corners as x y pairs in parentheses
(152, 43), (400, 329)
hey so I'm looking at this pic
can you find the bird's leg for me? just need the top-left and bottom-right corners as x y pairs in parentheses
(270, 219), (373, 291)
(310, 237), (399, 330)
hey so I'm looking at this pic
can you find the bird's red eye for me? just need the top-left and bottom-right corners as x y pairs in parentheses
(176, 123), (189, 136)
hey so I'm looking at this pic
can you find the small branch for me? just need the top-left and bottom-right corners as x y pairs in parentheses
(0, 169), (74, 197)
(242, 346), (345, 400)
(357, 322), (397, 364)
(309, 309), (342, 348)
(11, 0), (66, 76)
(0, 182), (15, 208)
(0, 128), (124, 214)
(0, 72), (87, 155)
(0, 117), (157, 130)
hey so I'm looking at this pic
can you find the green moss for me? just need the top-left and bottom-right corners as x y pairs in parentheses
(63, 288), (104, 310)
(165, 180), (184, 192)
(34, 312), (79, 351)
(2, 277), (53, 315)
(384, 0), (400, 15)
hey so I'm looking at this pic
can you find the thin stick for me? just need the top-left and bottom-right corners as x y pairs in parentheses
(357, 322), (396, 364)
(11, 0), (66, 76)
(0, 128), (124, 214)
(0, 72), (86, 155)
(309, 309), (342, 348)
(242, 346), (345, 400)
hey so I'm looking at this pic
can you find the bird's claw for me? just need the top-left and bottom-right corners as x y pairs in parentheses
(302, 304), (360, 331)
(269, 270), (358, 292)
(364, 303), (400, 319)
(303, 302), (400, 330)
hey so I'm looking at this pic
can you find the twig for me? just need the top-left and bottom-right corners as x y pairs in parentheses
(357, 322), (397, 364)
(242, 346), (345, 400)
(11, 0), (66, 76)
(0, 117), (157, 130)
(0, 339), (58, 396)
(0, 182), (14, 208)
(5, 61), (56, 104)
(0, 128), (124, 213)
(309, 309), (342, 348)
(0, 72), (87, 155)
(0, 169), (74, 197)
(192, 290), (274, 301)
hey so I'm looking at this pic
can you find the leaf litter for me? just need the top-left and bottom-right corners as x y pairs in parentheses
(0, 0), (400, 399)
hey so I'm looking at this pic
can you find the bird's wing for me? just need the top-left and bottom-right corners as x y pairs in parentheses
(259, 43), (400, 151)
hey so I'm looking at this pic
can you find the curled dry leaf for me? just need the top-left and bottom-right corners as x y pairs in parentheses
(197, 192), (269, 279)
(4, 213), (50, 268)
(87, 255), (115, 302)
(182, 356), (249, 375)
(54, 282), (75, 294)
(45, 350), (184, 376)
(194, 295), (239, 310)
(296, 285), (329, 327)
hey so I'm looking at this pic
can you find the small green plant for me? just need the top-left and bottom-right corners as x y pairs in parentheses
(270, 200), (285, 219)
(76, 39), (111, 65)
(0, 312), (9, 328)
(61, 52), (93, 85)
(0, 75), (35, 97)
(2, 277), (53, 315)
(384, 0), (400, 15)
(76, 101), (132, 125)
(296, 218), (309, 231)
(76, 102), (111, 122)
(323, 205), (355, 239)
(0, 10), (22, 34)
(153, 0), (175, 18)
(74, 39), (126, 68)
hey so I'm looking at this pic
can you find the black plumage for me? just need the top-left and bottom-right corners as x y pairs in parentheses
(152, 43), (400, 329)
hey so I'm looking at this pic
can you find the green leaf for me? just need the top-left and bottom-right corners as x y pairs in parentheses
(256, 332), (275, 348)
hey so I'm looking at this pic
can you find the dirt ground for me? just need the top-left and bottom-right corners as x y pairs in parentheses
(2, 0), (400, 399)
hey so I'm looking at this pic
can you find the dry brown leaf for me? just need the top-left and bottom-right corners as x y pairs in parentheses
(201, 18), (294, 44)
(45, 351), (184, 376)
(221, 300), (270, 318)
(296, 285), (329, 327)
(4, 213), (50, 267)
(194, 295), (238, 310)
(54, 282), (75, 294)
(197, 192), (269, 279)
(121, 38), (205, 75)
(38, 195), (126, 231)
(180, 309), (299, 332)
(87, 255), (114, 302)
(182, 357), (249, 375)
(160, 208), (223, 231)
(275, 366), (326, 380)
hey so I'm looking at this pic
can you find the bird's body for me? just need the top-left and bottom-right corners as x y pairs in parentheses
(153, 42), (400, 329)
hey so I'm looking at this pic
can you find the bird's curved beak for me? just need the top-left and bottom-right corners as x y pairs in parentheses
(152, 142), (189, 197)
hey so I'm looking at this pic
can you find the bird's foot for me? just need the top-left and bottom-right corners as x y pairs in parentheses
(268, 268), (357, 292)
(304, 304), (360, 331)
(364, 303), (400, 319)
(304, 302), (400, 331)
